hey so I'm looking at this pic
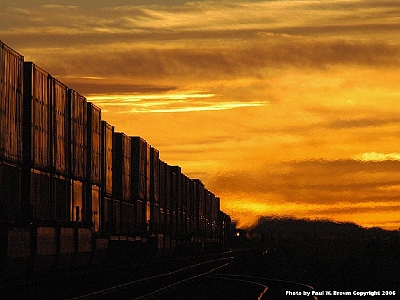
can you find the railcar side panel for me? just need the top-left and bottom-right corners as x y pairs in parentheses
(87, 103), (101, 184)
(68, 89), (87, 180)
(131, 137), (150, 236)
(52, 174), (69, 222)
(150, 147), (160, 232)
(101, 121), (113, 197)
(70, 179), (85, 223)
(0, 41), (23, 164)
(50, 78), (68, 175)
(90, 184), (100, 233)
(23, 62), (51, 170)
(0, 163), (22, 221)
(29, 169), (52, 221)
(113, 133), (131, 202)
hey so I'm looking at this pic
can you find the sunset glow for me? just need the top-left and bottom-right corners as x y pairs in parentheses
(2, 0), (400, 230)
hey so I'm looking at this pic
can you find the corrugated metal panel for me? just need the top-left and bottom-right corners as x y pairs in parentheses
(181, 174), (190, 237)
(150, 147), (159, 204)
(101, 196), (113, 236)
(113, 132), (131, 202)
(150, 203), (160, 231)
(195, 179), (205, 218)
(181, 173), (189, 214)
(114, 199), (121, 235)
(213, 197), (220, 224)
(52, 174), (69, 222)
(190, 179), (199, 237)
(121, 201), (130, 236)
(164, 162), (171, 215)
(159, 161), (166, 210)
(0, 162), (22, 221)
(170, 169), (177, 215)
(145, 142), (150, 202)
(159, 160), (171, 233)
(101, 121), (113, 197)
(50, 77), (68, 175)
(87, 103), (101, 184)
(150, 147), (160, 232)
(29, 169), (52, 221)
(170, 166), (181, 239)
(68, 89), (87, 180)
(170, 166), (181, 213)
(130, 137), (149, 202)
(91, 184), (100, 233)
(187, 177), (193, 219)
(194, 179), (205, 233)
(70, 179), (84, 223)
(23, 62), (51, 170)
(206, 190), (213, 222)
(0, 41), (23, 164)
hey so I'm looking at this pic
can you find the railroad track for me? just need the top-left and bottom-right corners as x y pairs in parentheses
(68, 256), (235, 300)
(68, 250), (317, 300)
(205, 274), (318, 300)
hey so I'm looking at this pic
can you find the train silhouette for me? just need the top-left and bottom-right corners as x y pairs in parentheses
(0, 40), (232, 278)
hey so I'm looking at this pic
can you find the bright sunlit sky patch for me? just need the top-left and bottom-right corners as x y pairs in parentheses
(2, 0), (400, 230)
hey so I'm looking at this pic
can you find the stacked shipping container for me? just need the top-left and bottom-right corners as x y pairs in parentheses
(87, 103), (102, 233)
(50, 78), (69, 223)
(131, 137), (150, 238)
(23, 62), (52, 221)
(68, 89), (87, 224)
(101, 121), (114, 236)
(0, 41), (23, 222)
(113, 132), (131, 236)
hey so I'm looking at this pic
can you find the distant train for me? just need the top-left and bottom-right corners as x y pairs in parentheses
(0, 40), (232, 278)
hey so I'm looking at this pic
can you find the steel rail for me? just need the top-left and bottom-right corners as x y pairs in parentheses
(207, 274), (318, 300)
(206, 274), (269, 300)
(68, 257), (234, 300)
(132, 261), (232, 300)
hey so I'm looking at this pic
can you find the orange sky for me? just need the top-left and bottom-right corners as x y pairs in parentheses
(2, 0), (400, 230)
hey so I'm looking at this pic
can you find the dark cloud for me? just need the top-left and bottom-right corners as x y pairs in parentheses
(14, 40), (400, 86)
(326, 117), (400, 130)
(59, 81), (177, 95)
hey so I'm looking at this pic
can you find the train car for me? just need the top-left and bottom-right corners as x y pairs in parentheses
(205, 189), (212, 242)
(86, 103), (101, 231)
(150, 147), (161, 255)
(181, 173), (190, 244)
(159, 160), (171, 254)
(218, 211), (232, 248)
(113, 132), (132, 237)
(86, 103), (107, 265)
(193, 179), (206, 247)
(213, 197), (221, 242)
(23, 62), (52, 222)
(169, 166), (181, 251)
(0, 41), (24, 222)
(0, 41), (24, 166)
(50, 77), (69, 223)
(100, 121), (114, 236)
(130, 137), (150, 240)
(189, 179), (199, 244)
(22, 64), (60, 274)
(0, 41), (26, 278)
(150, 147), (160, 233)
(67, 89), (87, 225)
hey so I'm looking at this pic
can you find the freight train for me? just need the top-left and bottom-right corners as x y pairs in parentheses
(0, 40), (232, 278)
